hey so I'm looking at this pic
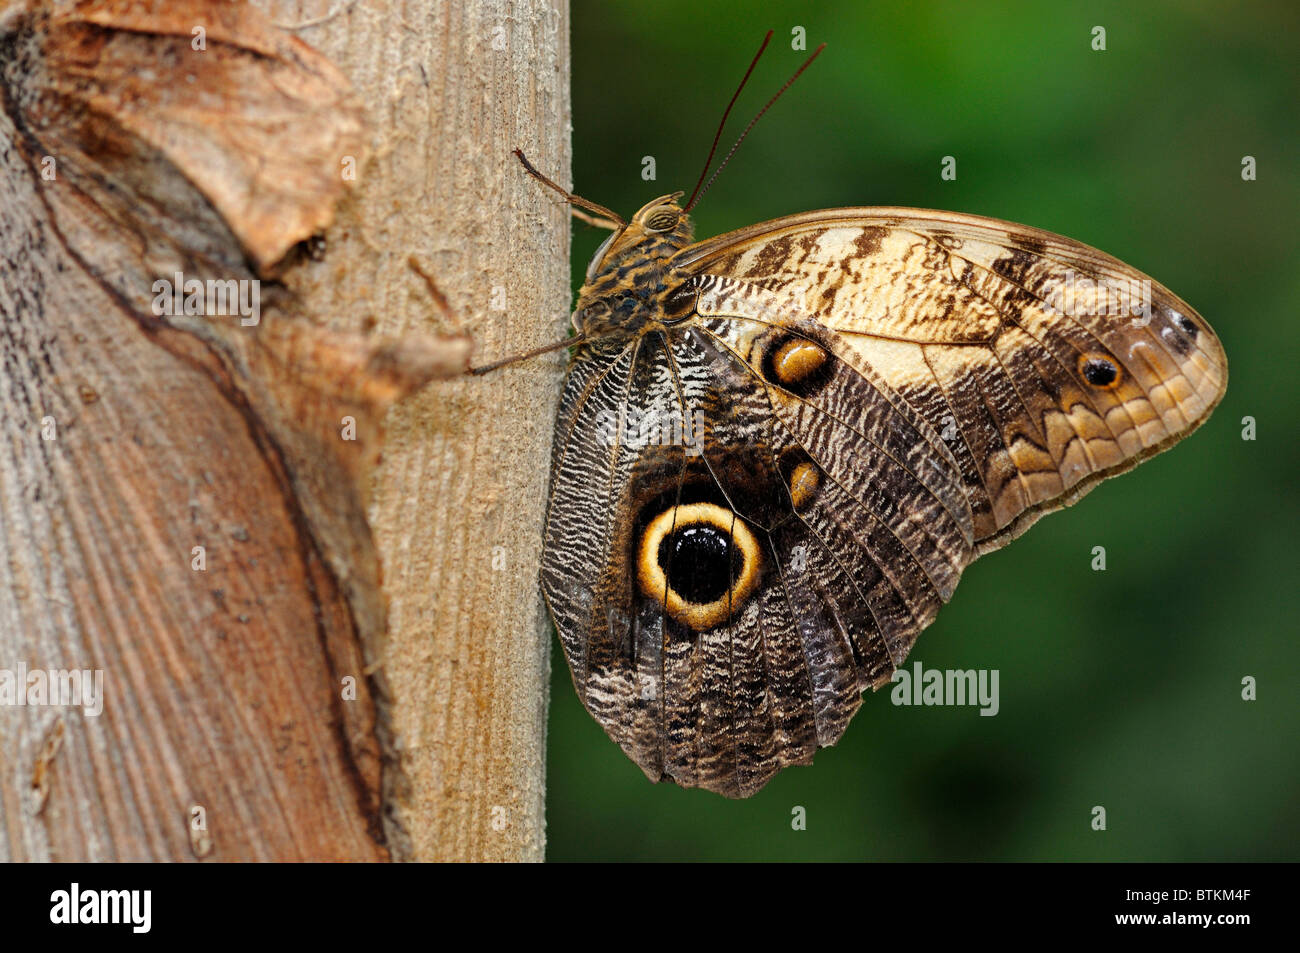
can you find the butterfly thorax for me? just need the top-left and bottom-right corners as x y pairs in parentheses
(573, 194), (696, 337)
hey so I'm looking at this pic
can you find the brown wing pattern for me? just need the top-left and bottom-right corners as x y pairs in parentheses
(677, 208), (1228, 550)
(543, 207), (1226, 797)
(543, 308), (975, 795)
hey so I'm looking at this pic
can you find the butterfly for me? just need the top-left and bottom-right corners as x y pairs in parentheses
(509, 36), (1227, 798)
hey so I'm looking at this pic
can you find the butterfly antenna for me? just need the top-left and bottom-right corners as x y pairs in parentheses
(513, 149), (626, 226)
(684, 41), (827, 213)
(684, 30), (774, 212)
(468, 334), (589, 376)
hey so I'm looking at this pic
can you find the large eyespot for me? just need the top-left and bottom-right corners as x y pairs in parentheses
(584, 232), (617, 282)
(642, 206), (681, 233)
(636, 502), (762, 631)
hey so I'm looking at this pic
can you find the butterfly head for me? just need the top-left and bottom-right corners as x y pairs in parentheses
(573, 193), (695, 335)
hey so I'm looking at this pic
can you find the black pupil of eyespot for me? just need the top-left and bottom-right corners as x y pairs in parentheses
(658, 524), (741, 604)
(1176, 315), (1198, 336)
(1083, 358), (1117, 386)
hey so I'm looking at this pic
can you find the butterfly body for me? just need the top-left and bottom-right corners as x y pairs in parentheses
(542, 194), (1226, 797)
(571, 194), (696, 336)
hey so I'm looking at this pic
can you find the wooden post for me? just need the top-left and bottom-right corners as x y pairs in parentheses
(354, 0), (571, 862)
(0, 0), (567, 862)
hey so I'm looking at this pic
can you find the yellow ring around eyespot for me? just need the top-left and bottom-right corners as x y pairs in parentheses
(636, 502), (763, 631)
(771, 338), (828, 386)
(1077, 351), (1123, 390)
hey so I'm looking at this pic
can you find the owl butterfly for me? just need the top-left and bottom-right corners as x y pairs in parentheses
(504, 35), (1227, 797)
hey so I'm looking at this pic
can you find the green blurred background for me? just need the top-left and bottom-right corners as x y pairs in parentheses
(545, 0), (1298, 861)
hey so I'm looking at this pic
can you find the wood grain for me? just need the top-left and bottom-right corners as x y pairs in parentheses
(288, 0), (571, 860)
(0, 0), (563, 861)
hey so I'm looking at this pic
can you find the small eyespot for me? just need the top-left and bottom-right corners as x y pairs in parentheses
(788, 462), (821, 510)
(772, 339), (827, 383)
(761, 334), (833, 396)
(1078, 353), (1121, 389)
(1174, 313), (1198, 337)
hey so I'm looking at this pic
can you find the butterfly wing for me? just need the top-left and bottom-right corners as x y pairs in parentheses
(676, 207), (1227, 549)
(543, 315), (975, 796)
(545, 207), (1226, 797)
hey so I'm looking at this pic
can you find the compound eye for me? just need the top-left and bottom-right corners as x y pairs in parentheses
(585, 232), (616, 282)
(572, 298), (611, 333)
(642, 206), (681, 233)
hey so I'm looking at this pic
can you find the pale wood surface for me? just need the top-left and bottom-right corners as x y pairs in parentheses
(0, 0), (567, 862)
(335, 0), (571, 862)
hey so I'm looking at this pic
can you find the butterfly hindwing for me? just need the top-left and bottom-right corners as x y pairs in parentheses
(544, 288), (982, 795)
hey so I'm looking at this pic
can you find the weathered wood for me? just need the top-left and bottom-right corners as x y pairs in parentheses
(0, 0), (567, 861)
(356, 0), (570, 862)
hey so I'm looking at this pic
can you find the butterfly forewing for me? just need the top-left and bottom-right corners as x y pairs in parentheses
(677, 208), (1227, 551)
